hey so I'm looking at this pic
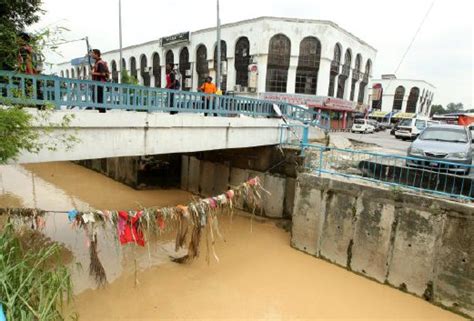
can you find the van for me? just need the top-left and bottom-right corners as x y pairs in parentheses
(351, 119), (375, 134)
(395, 118), (438, 140)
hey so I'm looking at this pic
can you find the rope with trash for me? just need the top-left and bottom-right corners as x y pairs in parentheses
(0, 177), (268, 287)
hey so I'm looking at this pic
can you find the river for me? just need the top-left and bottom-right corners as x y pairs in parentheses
(0, 162), (465, 320)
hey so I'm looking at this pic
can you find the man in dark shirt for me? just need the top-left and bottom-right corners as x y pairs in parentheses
(90, 49), (109, 113)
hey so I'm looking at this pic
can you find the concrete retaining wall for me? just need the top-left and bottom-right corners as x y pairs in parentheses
(291, 173), (474, 318)
(181, 155), (292, 218)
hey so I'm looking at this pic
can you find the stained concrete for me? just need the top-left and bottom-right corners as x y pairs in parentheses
(262, 174), (286, 218)
(188, 156), (200, 194)
(291, 173), (474, 318)
(181, 155), (189, 190)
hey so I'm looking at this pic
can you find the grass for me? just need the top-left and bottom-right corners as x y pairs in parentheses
(0, 224), (76, 320)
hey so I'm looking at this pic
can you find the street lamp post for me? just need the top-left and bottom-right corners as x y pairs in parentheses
(118, 0), (123, 83)
(216, 0), (221, 91)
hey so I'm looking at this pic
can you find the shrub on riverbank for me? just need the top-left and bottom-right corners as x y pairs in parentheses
(0, 224), (75, 320)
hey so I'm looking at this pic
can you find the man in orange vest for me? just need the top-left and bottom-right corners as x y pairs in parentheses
(199, 76), (217, 116)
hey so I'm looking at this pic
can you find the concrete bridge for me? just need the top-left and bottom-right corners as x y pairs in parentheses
(0, 71), (327, 163)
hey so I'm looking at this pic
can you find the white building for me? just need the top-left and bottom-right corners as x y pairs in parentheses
(369, 74), (436, 118)
(56, 17), (377, 128)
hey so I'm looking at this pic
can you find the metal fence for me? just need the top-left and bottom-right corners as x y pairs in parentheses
(284, 139), (474, 201)
(0, 70), (330, 131)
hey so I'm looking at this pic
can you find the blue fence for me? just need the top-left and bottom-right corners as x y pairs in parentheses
(0, 71), (330, 131)
(308, 144), (473, 201)
(279, 134), (474, 201)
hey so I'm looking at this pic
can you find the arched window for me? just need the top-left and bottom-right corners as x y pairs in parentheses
(140, 55), (150, 86)
(76, 67), (81, 79)
(121, 58), (126, 71)
(357, 59), (371, 104)
(111, 60), (118, 83)
(196, 44), (208, 86)
(60, 70), (64, 77)
(336, 49), (352, 98)
(406, 87), (420, 113)
(328, 43), (342, 97)
(295, 36), (321, 95)
(130, 56), (137, 79)
(152, 52), (161, 87)
(213, 40), (227, 91)
(371, 83), (383, 110)
(266, 34), (291, 92)
(179, 47), (190, 90)
(166, 50), (174, 68)
(235, 37), (250, 87)
(82, 66), (87, 79)
(392, 86), (405, 111)
(66, 69), (70, 78)
(350, 54), (362, 101)
(71, 68), (75, 78)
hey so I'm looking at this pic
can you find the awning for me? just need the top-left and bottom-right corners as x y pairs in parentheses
(369, 111), (390, 118)
(393, 112), (416, 119)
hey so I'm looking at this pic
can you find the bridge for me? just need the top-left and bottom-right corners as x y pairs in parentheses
(0, 71), (329, 163)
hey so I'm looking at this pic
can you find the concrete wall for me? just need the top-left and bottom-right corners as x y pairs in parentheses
(181, 155), (293, 219)
(291, 173), (473, 318)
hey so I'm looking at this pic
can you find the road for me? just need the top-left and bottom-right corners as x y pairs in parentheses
(331, 130), (410, 153)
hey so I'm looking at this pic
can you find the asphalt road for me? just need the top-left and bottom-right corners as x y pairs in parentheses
(331, 130), (410, 153)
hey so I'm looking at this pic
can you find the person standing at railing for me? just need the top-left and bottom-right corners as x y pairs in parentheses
(199, 76), (217, 116)
(165, 64), (180, 114)
(90, 49), (110, 113)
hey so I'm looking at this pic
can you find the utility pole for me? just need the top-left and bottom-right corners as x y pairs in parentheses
(118, 0), (123, 83)
(216, 0), (221, 91)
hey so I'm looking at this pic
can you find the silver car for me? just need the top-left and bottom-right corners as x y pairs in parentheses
(407, 124), (473, 175)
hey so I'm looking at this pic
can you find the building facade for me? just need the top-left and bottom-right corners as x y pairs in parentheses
(56, 16), (377, 126)
(369, 75), (436, 118)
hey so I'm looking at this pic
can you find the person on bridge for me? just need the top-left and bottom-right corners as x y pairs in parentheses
(90, 49), (110, 113)
(165, 64), (179, 114)
(199, 76), (217, 116)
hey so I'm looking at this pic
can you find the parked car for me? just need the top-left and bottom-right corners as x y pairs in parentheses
(407, 124), (473, 175)
(351, 119), (375, 134)
(395, 118), (438, 140)
(390, 122), (400, 135)
(368, 119), (384, 132)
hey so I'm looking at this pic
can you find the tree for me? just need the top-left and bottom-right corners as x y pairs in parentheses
(446, 102), (464, 113)
(0, 0), (44, 70)
(430, 104), (445, 116)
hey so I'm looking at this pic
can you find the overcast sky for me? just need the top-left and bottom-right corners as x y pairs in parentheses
(35, 0), (473, 107)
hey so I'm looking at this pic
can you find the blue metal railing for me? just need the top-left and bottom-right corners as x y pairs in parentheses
(279, 129), (473, 200)
(0, 70), (330, 131)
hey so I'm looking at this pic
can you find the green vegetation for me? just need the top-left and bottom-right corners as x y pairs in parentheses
(430, 102), (464, 116)
(121, 70), (139, 85)
(0, 224), (75, 320)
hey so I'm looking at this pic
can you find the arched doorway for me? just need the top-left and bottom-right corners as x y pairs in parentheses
(392, 86), (405, 111)
(350, 54), (362, 101)
(295, 36), (321, 95)
(357, 59), (371, 104)
(214, 40), (227, 92)
(336, 49), (351, 99)
(166, 50), (174, 68)
(111, 60), (118, 83)
(235, 37), (250, 87)
(328, 43), (342, 97)
(266, 34), (291, 93)
(196, 44), (208, 86)
(406, 87), (420, 113)
(152, 53), (161, 87)
(130, 56), (137, 79)
(140, 55), (150, 86)
(179, 47), (190, 90)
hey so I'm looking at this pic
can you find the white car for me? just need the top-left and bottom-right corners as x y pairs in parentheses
(351, 119), (375, 134)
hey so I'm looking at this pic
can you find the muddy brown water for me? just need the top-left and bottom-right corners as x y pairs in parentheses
(0, 162), (466, 321)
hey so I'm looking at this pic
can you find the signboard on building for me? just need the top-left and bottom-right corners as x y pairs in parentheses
(161, 32), (190, 46)
(260, 92), (325, 107)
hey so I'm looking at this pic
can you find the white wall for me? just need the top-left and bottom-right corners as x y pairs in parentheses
(55, 17), (376, 102)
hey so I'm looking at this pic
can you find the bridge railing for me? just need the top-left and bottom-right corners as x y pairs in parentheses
(0, 70), (330, 130)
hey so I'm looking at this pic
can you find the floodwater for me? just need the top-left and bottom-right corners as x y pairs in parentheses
(0, 162), (466, 321)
